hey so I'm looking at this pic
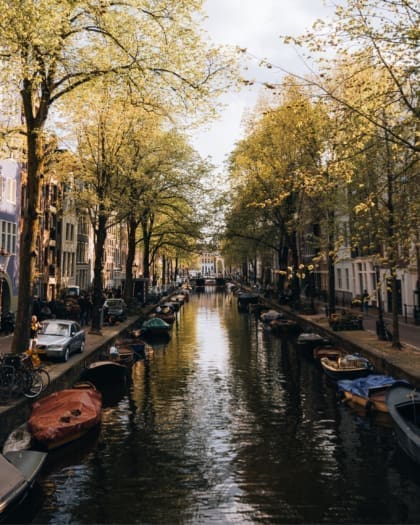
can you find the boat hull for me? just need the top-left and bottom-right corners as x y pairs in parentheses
(320, 355), (373, 381)
(0, 450), (46, 518)
(82, 361), (127, 387)
(386, 385), (420, 465)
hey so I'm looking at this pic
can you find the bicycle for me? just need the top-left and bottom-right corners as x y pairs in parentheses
(0, 353), (46, 399)
(24, 349), (51, 392)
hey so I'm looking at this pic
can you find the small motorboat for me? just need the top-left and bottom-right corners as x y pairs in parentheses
(386, 384), (420, 465)
(268, 318), (300, 336)
(320, 354), (374, 381)
(149, 306), (176, 324)
(82, 360), (128, 387)
(28, 387), (102, 450)
(236, 292), (259, 310)
(313, 345), (346, 362)
(0, 449), (47, 519)
(260, 309), (284, 323)
(338, 375), (408, 413)
(141, 317), (171, 337)
(296, 332), (330, 351)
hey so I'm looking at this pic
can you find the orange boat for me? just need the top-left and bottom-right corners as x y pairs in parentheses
(28, 388), (102, 450)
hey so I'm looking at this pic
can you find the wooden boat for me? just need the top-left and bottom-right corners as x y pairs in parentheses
(0, 450), (47, 519)
(82, 360), (128, 387)
(386, 384), (420, 465)
(313, 345), (346, 362)
(28, 387), (102, 450)
(338, 375), (408, 413)
(268, 318), (299, 335)
(141, 317), (171, 337)
(320, 354), (374, 381)
(115, 346), (136, 366)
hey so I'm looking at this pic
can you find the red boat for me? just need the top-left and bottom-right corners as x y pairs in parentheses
(28, 388), (102, 450)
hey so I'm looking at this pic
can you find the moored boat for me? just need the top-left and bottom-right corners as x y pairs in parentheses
(338, 375), (408, 413)
(320, 354), (374, 381)
(149, 305), (176, 324)
(296, 332), (330, 351)
(0, 450), (47, 519)
(386, 384), (420, 465)
(268, 318), (300, 335)
(260, 309), (284, 323)
(313, 345), (346, 362)
(82, 360), (128, 387)
(28, 387), (102, 450)
(141, 317), (171, 337)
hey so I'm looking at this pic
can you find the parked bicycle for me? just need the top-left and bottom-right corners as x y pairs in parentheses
(24, 348), (51, 392)
(0, 352), (50, 401)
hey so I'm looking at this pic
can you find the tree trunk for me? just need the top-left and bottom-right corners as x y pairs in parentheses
(124, 216), (137, 303)
(12, 122), (43, 354)
(90, 215), (107, 334)
(390, 272), (402, 349)
(141, 222), (151, 280)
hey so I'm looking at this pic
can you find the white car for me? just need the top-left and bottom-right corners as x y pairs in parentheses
(36, 320), (85, 362)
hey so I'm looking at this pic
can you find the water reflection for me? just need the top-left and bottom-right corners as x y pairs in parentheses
(31, 288), (420, 524)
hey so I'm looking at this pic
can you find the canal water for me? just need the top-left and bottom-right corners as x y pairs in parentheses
(20, 288), (420, 523)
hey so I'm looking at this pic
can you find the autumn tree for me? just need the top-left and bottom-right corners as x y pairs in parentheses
(0, 0), (236, 352)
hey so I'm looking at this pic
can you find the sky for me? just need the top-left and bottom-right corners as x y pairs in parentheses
(191, 0), (334, 171)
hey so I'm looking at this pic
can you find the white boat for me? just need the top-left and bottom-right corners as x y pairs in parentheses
(0, 450), (47, 518)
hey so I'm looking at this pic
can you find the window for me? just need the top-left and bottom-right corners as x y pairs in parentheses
(0, 220), (17, 254)
(5, 178), (16, 204)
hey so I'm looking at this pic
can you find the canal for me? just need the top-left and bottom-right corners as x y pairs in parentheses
(20, 288), (420, 523)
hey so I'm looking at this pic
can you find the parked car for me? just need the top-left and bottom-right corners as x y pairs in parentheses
(36, 320), (85, 362)
(103, 299), (127, 324)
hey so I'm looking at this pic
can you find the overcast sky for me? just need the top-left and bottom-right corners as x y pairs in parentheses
(191, 0), (334, 171)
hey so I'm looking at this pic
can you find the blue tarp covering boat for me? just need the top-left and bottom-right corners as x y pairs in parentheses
(338, 375), (403, 399)
(338, 374), (409, 412)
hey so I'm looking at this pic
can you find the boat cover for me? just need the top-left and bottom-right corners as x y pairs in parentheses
(141, 318), (170, 329)
(29, 388), (102, 447)
(337, 374), (404, 397)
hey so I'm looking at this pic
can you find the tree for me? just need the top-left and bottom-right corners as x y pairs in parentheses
(225, 80), (329, 301)
(283, 0), (419, 154)
(0, 0), (236, 352)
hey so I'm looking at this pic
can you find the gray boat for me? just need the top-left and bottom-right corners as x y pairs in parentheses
(0, 449), (47, 519)
(386, 384), (420, 465)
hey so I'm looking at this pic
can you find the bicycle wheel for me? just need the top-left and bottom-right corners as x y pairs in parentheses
(22, 369), (43, 398)
(37, 367), (51, 392)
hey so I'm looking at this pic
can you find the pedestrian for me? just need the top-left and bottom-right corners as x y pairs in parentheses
(29, 315), (41, 351)
(362, 289), (369, 314)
